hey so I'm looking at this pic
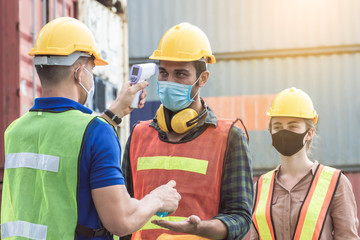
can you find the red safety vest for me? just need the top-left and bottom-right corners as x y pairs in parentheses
(129, 119), (235, 240)
(252, 164), (341, 240)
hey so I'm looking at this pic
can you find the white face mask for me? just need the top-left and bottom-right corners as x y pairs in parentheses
(76, 66), (95, 107)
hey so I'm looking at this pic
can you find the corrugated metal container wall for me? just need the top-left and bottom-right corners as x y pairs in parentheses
(19, 0), (77, 116)
(128, 0), (360, 170)
(128, 0), (360, 59)
(78, 0), (129, 150)
(0, 0), (20, 211)
(128, 0), (360, 236)
(204, 53), (360, 171)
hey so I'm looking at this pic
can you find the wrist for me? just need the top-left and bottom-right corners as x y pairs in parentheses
(103, 109), (122, 125)
(144, 192), (163, 213)
(195, 219), (228, 239)
(107, 106), (125, 119)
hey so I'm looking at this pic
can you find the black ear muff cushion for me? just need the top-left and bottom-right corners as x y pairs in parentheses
(171, 108), (198, 134)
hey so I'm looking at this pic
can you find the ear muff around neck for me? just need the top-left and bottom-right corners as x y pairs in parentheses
(156, 104), (171, 132)
(171, 108), (199, 134)
(156, 104), (207, 134)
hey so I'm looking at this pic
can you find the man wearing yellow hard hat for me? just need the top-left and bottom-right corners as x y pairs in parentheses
(251, 87), (359, 239)
(121, 23), (253, 240)
(1, 17), (181, 239)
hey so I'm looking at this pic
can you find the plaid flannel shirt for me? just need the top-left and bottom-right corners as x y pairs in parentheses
(121, 104), (253, 240)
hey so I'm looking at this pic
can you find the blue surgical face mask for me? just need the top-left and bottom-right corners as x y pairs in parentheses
(76, 66), (95, 107)
(157, 76), (201, 112)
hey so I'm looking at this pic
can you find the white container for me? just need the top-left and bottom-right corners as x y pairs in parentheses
(78, 0), (130, 152)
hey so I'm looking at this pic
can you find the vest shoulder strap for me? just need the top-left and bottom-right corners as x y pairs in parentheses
(293, 164), (341, 240)
(252, 170), (276, 240)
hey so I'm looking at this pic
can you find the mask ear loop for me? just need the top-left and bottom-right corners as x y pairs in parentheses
(189, 74), (203, 101)
(75, 66), (91, 96)
(303, 128), (311, 145)
(74, 66), (80, 80)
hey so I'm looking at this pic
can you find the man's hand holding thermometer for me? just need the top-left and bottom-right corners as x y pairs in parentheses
(130, 63), (157, 108)
(101, 63), (155, 127)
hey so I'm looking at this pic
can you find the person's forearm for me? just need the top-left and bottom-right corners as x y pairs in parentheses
(193, 219), (228, 240)
(117, 194), (162, 236)
(108, 181), (179, 236)
(92, 186), (163, 237)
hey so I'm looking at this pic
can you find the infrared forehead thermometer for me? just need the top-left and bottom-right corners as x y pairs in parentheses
(130, 63), (157, 108)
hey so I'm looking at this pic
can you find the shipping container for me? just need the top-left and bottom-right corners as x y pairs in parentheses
(0, 0), (78, 218)
(128, 0), (360, 62)
(78, 0), (129, 150)
(128, 0), (360, 170)
(204, 53), (360, 171)
(0, 0), (20, 208)
(128, 0), (360, 236)
(19, 0), (78, 116)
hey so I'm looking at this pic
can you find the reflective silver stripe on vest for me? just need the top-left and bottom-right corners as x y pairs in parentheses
(1, 221), (47, 239)
(5, 153), (60, 172)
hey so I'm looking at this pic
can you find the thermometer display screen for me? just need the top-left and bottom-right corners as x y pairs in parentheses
(132, 67), (139, 76)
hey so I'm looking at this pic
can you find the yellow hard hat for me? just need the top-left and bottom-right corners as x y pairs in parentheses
(267, 87), (318, 124)
(149, 22), (216, 64)
(29, 17), (108, 66)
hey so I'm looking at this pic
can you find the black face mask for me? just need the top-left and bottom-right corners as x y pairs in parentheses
(271, 129), (309, 156)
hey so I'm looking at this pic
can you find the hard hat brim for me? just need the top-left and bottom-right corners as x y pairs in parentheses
(149, 55), (215, 64)
(94, 58), (108, 66)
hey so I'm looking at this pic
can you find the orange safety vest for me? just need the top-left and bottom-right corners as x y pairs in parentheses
(252, 164), (341, 240)
(129, 119), (235, 240)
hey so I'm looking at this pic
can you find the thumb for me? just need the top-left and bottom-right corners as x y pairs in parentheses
(131, 80), (149, 92)
(166, 180), (176, 188)
(188, 215), (201, 225)
(123, 81), (131, 88)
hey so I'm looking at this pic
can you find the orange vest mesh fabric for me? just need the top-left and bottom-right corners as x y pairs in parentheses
(129, 119), (234, 240)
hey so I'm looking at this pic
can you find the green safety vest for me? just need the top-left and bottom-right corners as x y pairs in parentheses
(1, 109), (96, 239)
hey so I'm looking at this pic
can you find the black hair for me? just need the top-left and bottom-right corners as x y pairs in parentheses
(35, 56), (92, 87)
(192, 60), (207, 79)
